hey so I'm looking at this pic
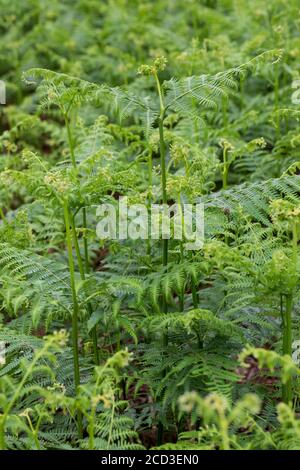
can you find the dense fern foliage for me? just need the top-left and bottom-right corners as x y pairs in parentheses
(1, 0), (300, 451)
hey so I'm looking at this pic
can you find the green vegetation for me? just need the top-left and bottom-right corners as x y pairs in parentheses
(1, 0), (300, 450)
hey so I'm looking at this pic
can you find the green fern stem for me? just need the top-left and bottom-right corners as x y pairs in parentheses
(25, 414), (41, 450)
(64, 113), (76, 169)
(282, 293), (293, 404)
(292, 221), (298, 268)
(281, 220), (297, 403)
(70, 213), (99, 365)
(177, 195), (185, 312)
(63, 200), (83, 438)
(155, 71), (168, 446)
(82, 207), (90, 274)
(158, 116), (168, 207)
(82, 208), (99, 364)
(274, 62), (281, 140)
(63, 107), (99, 365)
(179, 241), (184, 312)
(281, 221), (298, 403)
(158, 112), (169, 336)
(147, 147), (153, 256)
(155, 72), (169, 323)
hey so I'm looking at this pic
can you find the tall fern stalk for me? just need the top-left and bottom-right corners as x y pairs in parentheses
(70, 214), (99, 365)
(155, 70), (169, 322)
(147, 147), (153, 256)
(282, 220), (298, 403)
(64, 111), (99, 365)
(154, 66), (169, 445)
(282, 293), (293, 403)
(82, 207), (90, 273)
(63, 201), (83, 438)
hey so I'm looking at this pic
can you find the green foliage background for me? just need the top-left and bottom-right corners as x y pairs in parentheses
(1, 0), (300, 450)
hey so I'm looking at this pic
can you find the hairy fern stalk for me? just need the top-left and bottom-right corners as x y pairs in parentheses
(1, 0), (300, 452)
